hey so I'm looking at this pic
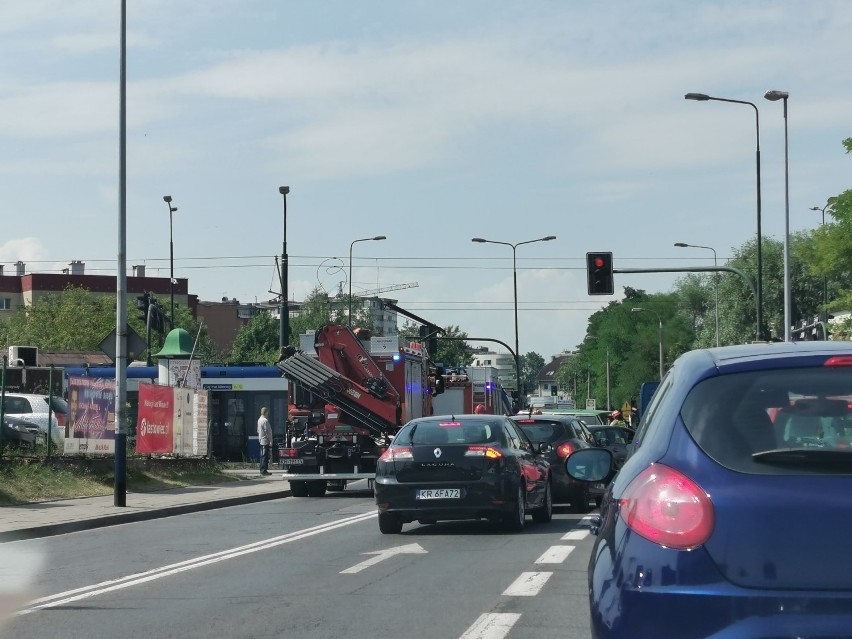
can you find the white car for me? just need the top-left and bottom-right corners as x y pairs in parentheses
(1, 394), (68, 445)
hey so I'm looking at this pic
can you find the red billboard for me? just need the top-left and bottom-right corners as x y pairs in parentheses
(136, 383), (174, 454)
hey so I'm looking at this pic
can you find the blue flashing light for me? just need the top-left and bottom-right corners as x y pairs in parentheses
(485, 382), (493, 390)
(392, 353), (401, 362)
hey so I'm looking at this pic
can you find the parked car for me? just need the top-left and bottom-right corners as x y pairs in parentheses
(510, 413), (603, 511)
(537, 408), (611, 425)
(1, 415), (41, 447)
(1, 393), (69, 445)
(374, 414), (552, 534)
(565, 341), (852, 639)
(586, 425), (633, 468)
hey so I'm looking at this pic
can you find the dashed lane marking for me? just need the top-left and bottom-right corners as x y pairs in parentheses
(535, 545), (575, 564)
(459, 613), (522, 639)
(502, 571), (553, 597)
(561, 529), (590, 541)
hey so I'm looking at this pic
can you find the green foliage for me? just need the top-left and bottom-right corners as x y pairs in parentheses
(4, 286), (116, 351)
(521, 352), (545, 394)
(229, 311), (280, 364)
(556, 289), (695, 410)
(399, 320), (474, 366)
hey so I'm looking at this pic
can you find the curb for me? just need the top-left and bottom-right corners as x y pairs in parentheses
(0, 488), (292, 542)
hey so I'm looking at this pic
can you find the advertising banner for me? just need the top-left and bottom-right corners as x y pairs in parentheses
(167, 360), (201, 390)
(64, 376), (116, 454)
(173, 387), (194, 456)
(136, 383), (174, 454)
(193, 389), (209, 456)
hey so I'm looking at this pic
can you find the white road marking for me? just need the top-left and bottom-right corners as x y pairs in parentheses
(459, 613), (521, 639)
(561, 529), (590, 541)
(535, 545), (575, 564)
(502, 571), (553, 596)
(21, 511), (376, 614)
(340, 542), (427, 574)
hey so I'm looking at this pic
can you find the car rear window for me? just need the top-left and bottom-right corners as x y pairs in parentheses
(397, 419), (500, 445)
(50, 397), (69, 414)
(513, 419), (567, 443)
(681, 366), (852, 475)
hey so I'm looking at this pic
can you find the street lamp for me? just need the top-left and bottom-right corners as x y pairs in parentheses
(472, 235), (556, 404)
(348, 235), (387, 327)
(631, 307), (664, 381)
(685, 92), (764, 341)
(764, 89), (791, 341)
(163, 195), (177, 325)
(278, 186), (290, 348)
(674, 242), (720, 347)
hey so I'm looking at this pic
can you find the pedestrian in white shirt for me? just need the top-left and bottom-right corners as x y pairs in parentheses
(257, 407), (273, 475)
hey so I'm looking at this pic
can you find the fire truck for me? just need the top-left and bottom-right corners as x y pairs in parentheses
(276, 324), (445, 497)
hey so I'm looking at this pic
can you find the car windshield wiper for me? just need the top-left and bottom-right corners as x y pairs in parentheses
(752, 447), (852, 470)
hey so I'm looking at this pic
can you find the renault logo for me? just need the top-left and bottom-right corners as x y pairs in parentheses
(433, 448), (442, 458)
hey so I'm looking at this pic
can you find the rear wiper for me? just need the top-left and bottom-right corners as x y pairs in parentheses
(752, 447), (852, 470)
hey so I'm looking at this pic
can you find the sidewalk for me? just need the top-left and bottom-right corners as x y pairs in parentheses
(0, 469), (291, 542)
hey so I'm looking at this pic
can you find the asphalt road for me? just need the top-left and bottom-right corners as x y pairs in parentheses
(1, 482), (596, 639)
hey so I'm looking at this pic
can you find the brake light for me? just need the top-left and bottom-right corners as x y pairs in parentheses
(619, 464), (714, 550)
(555, 442), (575, 458)
(464, 446), (502, 459)
(379, 447), (413, 461)
(280, 448), (300, 458)
(824, 356), (852, 367)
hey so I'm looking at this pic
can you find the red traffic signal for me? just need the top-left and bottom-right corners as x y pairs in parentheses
(586, 252), (614, 295)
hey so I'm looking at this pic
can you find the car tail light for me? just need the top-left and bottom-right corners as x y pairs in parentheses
(555, 442), (575, 458)
(280, 448), (300, 458)
(464, 446), (503, 459)
(824, 356), (852, 367)
(379, 447), (413, 461)
(619, 463), (714, 550)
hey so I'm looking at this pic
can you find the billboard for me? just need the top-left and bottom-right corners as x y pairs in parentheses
(136, 383), (174, 454)
(64, 376), (116, 454)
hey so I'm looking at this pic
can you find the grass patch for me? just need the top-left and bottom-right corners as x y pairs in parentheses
(0, 458), (237, 506)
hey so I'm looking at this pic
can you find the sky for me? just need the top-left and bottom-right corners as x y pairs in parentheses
(1, 0), (850, 360)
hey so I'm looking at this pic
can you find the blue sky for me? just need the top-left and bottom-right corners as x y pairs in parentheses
(1, 1), (850, 358)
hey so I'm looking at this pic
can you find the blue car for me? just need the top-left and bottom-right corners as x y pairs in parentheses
(566, 342), (852, 639)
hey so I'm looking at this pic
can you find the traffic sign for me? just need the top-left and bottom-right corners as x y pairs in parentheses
(99, 325), (148, 363)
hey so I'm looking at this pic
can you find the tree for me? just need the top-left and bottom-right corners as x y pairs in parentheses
(521, 352), (545, 396)
(3, 286), (116, 351)
(229, 311), (280, 364)
(399, 321), (474, 366)
(556, 288), (695, 411)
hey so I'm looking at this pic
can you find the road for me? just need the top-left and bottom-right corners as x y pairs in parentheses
(1, 483), (596, 639)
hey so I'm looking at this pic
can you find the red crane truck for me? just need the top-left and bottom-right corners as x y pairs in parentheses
(276, 324), (442, 497)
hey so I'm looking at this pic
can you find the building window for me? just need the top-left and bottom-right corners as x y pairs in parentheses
(0, 299), (10, 310)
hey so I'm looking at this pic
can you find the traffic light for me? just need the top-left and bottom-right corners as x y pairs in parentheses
(586, 252), (614, 295)
(136, 292), (150, 324)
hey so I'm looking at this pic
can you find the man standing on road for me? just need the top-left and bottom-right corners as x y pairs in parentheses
(257, 406), (272, 475)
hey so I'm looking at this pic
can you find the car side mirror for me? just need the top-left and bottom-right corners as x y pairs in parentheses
(565, 448), (616, 483)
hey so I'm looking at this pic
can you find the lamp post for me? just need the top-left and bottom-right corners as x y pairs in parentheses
(278, 187), (291, 348)
(632, 307), (664, 381)
(764, 90), (791, 341)
(685, 92), (763, 340)
(348, 235), (387, 328)
(810, 202), (832, 318)
(472, 235), (556, 404)
(674, 242), (720, 347)
(163, 196), (177, 325)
